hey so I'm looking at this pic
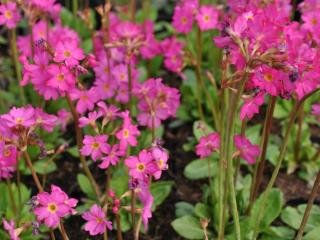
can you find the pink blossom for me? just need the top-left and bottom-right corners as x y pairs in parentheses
(196, 133), (220, 159)
(116, 111), (140, 149)
(196, 5), (219, 31)
(115, 21), (141, 39)
(312, 104), (320, 121)
(80, 135), (110, 161)
(151, 147), (169, 180)
(125, 150), (157, 180)
(53, 41), (84, 67)
(34, 185), (77, 228)
(34, 108), (58, 132)
(70, 89), (98, 114)
(240, 92), (265, 121)
(79, 111), (102, 128)
(0, 2), (21, 29)
(97, 102), (119, 122)
(92, 79), (117, 100)
(2, 218), (19, 240)
(99, 144), (125, 169)
(47, 65), (75, 92)
(0, 144), (17, 179)
(172, 5), (194, 34)
(137, 183), (153, 229)
(57, 109), (71, 132)
(1, 106), (35, 129)
(82, 204), (112, 236)
(234, 135), (260, 165)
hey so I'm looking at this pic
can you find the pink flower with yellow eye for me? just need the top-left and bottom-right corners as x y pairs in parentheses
(53, 41), (84, 67)
(196, 5), (219, 31)
(80, 135), (110, 161)
(0, 2), (21, 29)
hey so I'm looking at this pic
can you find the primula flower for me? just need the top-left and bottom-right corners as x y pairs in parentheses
(80, 135), (110, 161)
(2, 219), (19, 240)
(57, 109), (71, 132)
(34, 185), (77, 228)
(312, 104), (320, 121)
(82, 204), (112, 236)
(240, 92), (265, 121)
(116, 111), (140, 149)
(47, 65), (75, 92)
(70, 89), (98, 114)
(99, 144), (125, 169)
(79, 111), (102, 128)
(196, 133), (220, 159)
(0, 144), (17, 180)
(53, 41), (84, 67)
(151, 147), (169, 180)
(125, 150), (157, 180)
(0, 2), (21, 29)
(34, 108), (58, 132)
(137, 183), (153, 229)
(196, 5), (219, 31)
(2, 106), (35, 129)
(172, 5), (194, 34)
(234, 135), (260, 165)
(97, 102), (119, 122)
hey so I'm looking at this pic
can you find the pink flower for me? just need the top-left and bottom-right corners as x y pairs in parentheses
(196, 133), (220, 159)
(82, 204), (112, 236)
(234, 135), (260, 165)
(80, 135), (110, 161)
(99, 144), (125, 169)
(0, 2), (21, 29)
(53, 41), (84, 67)
(312, 104), (320, 121)
(151, 147), (169, 180)
(70, 89), (98, 114)
(79, 111), (102, 128)
(196, 5), (219, 31)
(97, 102), (119, 122)
(0, 144), (17, 180)
(172, 5), (194, 34)
(57, 109), (71, 132)
(34, 185), (77, 228)
(137, 184), (153, 230)
(2, 218), (19, 240)
(240, 92), (265, 121)
(125, 150), (157, 180)
(2, 106), (35, 129)
(116, 111), (140, 149)
(34, 108), (58, 132)
(47, 65), (75, 92)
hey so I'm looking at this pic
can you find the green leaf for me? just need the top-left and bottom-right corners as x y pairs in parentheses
(281, 206), (302, 229)
(33, 160), (57, 174)
(171, 215), (206, 239)
(110, 168), (128, 197)
(194, 203), (210, 219)
(77, 174), (95, 198)
(184, 158), (217, 180)
(263, 226), (295, 239)
(67, 146), (79, 157)
(251, 188), (283, 230)
(150, 181), (174, 211)
(175, 202), (195, 218)
(303, 226), (320, 240)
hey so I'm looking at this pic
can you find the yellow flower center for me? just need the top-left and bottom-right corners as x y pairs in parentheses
(3, 149), (11, 157)
(119, 74), (126, 81)
(96, 217), (104, 223)
(158, 159), (164, 168)
(47, 203), (58, 213)
(57, 73), (65, 81)
(123, 129), (130, 139)
(15, 117), (24, 124)
(4, 10), (12, 19)
(104, 66), (109, 73)
(64, 50), (71, 58)
(311, 18), (318, 25)
(264, 73), (273, 82)
(104, 83), (110, 90)
(81, 95), (89, 101)
(203, 15), (210, 22)
(91, 142), (100, 149)
(136, 163), (145, 172)
(181, 17), (187, 24)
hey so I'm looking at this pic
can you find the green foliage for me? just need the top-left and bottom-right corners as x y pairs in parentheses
(184, 158), (218, 180)
(77, 173), (95, 199)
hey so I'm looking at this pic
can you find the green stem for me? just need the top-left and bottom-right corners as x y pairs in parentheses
(6, 179), (17, 218)
(248, 96), (276, 214)
(294, 104), (304, 163)
(127, 63), (133, 114)
(131, 189), (136, 237)
(234, 119), (247, 185)
(66, 94), (101, 200)
(252, 89), (319, 239)
(116, 214), (123, 240)
(129, 0), (136, 22)
(296, 169), (320, 240)
(72, 0), (78, 16)
(9, 29), (26, 105)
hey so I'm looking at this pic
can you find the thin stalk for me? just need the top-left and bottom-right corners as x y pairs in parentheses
(66, 94), (101, 200)
(59, 221), (69, 240)
(311, 148), (320, 162)
(248, 96), (276, 214)
(252, 89), (319, 239)
(134, 216), (142, 240)
(116, 214), (123, 240)
(131, 189), (136, 237)
(6, 179), (17, 218)
(50, 231), (56, 240)
(129, 0), (136, 22)
(234, 119), (247, 185)
(294, 104), (304, 163)
(72, 0), (78, 16)
(223, 73), (248, 240)
(9, 29), (26, 105)
(217, 87), (227, 240)
(103, 231), (107, 240)
(295, 169), (320, 239)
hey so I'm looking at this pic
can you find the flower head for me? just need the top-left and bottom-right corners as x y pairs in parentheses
(196, 5), (219, 31)
(53, 41), (84, 67)
(234, 135), (260, 165)
(0, 2), (21, 29)
(99, 144), (125, 169)
(2, 218), (20, 240)
(116, 111), (140, 149)
(80, 135), (110, 161)
(196, 133), (220, 159)
(82, 204), (112, 236)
